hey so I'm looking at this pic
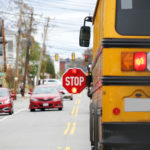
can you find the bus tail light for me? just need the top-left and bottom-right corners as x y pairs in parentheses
(121, 52), (148, 71)
(134, 52), (147, 71)
(121, 52), (134, 71)
(113, 108), (120, 115)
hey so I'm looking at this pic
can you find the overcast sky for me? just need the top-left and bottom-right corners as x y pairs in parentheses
(2, 0), (97, 59)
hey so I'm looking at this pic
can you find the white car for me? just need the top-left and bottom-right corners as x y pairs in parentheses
(43, 79), (62, 85)
(58, 85), (73, 100)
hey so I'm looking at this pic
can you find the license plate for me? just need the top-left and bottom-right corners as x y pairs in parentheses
(43, 103), (49, 107)
(125, 98), (150, 112)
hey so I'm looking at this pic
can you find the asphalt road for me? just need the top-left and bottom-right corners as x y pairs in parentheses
(0, 90), (91, 150)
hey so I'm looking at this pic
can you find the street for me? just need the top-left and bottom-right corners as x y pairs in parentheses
(0, 90), (90, 150)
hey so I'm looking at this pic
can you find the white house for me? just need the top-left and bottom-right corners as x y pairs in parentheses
(5, 30), (17, 68)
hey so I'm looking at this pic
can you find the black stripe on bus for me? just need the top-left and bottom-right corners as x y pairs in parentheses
(102, 38), (150, 48)
(102, 76), (150, 86)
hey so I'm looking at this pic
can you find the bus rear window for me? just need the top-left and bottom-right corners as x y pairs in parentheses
(116, 0), (150, 36)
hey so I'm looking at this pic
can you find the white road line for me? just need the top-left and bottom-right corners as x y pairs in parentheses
(0, 108), (27, 122)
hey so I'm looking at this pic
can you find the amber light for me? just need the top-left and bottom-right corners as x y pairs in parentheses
(113, 108), (120, 115)
(71, 87), (77, 94)
(121, 52), (134, 71)
(134, 52), (147, 71)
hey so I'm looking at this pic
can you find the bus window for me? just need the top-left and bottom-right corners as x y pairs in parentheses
(116, 0), (150, 35)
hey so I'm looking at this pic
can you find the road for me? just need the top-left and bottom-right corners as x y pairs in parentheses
(0, 90), (91, 150)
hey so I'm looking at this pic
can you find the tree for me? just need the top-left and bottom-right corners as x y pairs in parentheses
(41, 54), (55, 78)
(5, 68), (15, 89)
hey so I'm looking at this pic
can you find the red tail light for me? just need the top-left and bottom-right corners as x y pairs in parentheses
(113, 108), (120, 115)
(134, 52), (147, 71)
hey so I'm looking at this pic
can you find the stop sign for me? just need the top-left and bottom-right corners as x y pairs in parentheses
(62, 68), (86, 94)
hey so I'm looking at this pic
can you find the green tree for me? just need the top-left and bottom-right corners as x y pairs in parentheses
(41, 55), (55, 78)
(29, 41), (41, 77)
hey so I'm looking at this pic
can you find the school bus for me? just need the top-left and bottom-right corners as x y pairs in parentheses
(80, 0), (150, 150)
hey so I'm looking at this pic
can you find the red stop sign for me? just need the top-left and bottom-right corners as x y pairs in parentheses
(62, 68), (86, 94)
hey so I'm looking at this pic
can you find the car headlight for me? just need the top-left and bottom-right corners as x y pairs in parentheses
(53, 97), (61, 101)
(31, 98), (38, 102)
(5, 99), (11, 104)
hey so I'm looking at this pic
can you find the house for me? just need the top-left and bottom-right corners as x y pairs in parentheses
(0, 30), (17, 69)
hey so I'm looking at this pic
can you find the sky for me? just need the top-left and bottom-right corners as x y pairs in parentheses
(1, 0), (97, 59)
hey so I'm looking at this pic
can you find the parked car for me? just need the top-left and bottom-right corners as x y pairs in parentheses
(29, 85), (63, 112)
(58, 85), (73, 100)
(43, 79), (62, 85)
(0, 88), (14, 115)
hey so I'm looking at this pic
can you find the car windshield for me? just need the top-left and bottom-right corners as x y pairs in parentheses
(58, 85), (64, 90)
(33, 86), (58, 94)
(0, 89), (9, 97)
(48, 80), (56, 82)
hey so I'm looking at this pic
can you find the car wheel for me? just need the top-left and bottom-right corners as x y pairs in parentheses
(30, 109), (35, 112)
(9, 109), (14, 115)
(41, 108), (45, 111)
(58, 108), (63, 111)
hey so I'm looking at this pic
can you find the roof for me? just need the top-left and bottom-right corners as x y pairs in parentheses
(35, 84), (57, 88)
(93, 0), (100, 24)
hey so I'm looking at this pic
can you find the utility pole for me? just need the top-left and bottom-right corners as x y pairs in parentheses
(36, 17), (50, 85)
(2, 20), (7, 72)
(14, 0), (23, 98)
(42, 44), (46, 84)
(22, 11), (33, 96)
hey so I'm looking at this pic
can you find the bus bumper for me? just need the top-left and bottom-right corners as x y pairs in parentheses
(102, 122), (150, 150)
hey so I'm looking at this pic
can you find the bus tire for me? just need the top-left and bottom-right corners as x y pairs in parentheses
(90, 102), (94, 146)
(94, 101), (99, 150)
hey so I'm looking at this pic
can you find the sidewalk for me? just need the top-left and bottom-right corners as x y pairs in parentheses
(16, 93), (30, 100)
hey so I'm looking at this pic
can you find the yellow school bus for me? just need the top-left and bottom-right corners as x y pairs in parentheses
(80, 0), (150, 149)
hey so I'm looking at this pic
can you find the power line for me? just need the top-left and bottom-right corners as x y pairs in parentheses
(24, 0), (95, 8)
(23, 1), (95, 13)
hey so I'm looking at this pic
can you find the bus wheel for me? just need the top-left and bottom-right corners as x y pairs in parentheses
(90, 102), (94, 146)
(94, 101), (99, 150)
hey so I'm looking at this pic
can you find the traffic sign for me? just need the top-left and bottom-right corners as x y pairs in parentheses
(62, 68), (86, 94)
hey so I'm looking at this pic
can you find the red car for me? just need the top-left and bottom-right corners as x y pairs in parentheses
(29, 85), (63, 112)
(0, 88), (14, 115)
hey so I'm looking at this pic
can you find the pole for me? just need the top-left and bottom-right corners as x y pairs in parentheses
(2, 20), (7, 72)
(14, 0), (23, 98)
(42, 44), (46, 84)
(36, 17), (50, 85)
(22, 11), (33, 96)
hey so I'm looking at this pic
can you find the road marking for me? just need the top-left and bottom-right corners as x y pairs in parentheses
(0, 108), (27, 122)
(71, 106), (76, 116)
(75, 106), (79, 117)
(65, 147), (70, 150)
(14, 108), (27, 115)
(57, 147), (62, 149)
(70, 122), (76, 135)
(64, 122), (71, 135)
